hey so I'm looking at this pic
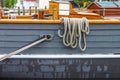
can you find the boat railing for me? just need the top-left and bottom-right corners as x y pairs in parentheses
(3, 7), (38, 16)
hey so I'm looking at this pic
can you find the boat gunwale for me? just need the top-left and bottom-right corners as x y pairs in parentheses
(0, 19), (120, 24)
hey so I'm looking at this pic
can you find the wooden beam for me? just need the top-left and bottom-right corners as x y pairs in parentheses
(0, 19), (120, 24)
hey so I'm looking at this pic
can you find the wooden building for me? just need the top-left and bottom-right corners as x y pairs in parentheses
(87, 2), (120, 16)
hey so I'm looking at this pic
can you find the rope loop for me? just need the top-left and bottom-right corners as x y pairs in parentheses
(58, 17), (90, 51)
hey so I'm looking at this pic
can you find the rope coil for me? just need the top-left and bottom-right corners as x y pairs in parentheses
(58, 17), (90, 51)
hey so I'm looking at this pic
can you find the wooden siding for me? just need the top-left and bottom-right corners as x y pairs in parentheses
(0, 23), (120, 55)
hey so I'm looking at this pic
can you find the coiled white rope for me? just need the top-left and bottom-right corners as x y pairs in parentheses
(58, 17), (89, 51)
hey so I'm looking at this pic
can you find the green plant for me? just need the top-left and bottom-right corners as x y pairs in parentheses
(4, 0), (17, 8)
(73, 0), (95, 8)
(73, 0), (83, 8)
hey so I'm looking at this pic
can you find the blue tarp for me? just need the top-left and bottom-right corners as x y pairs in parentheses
(97, 2), (117, 8)
(114, 2), (120, 7)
